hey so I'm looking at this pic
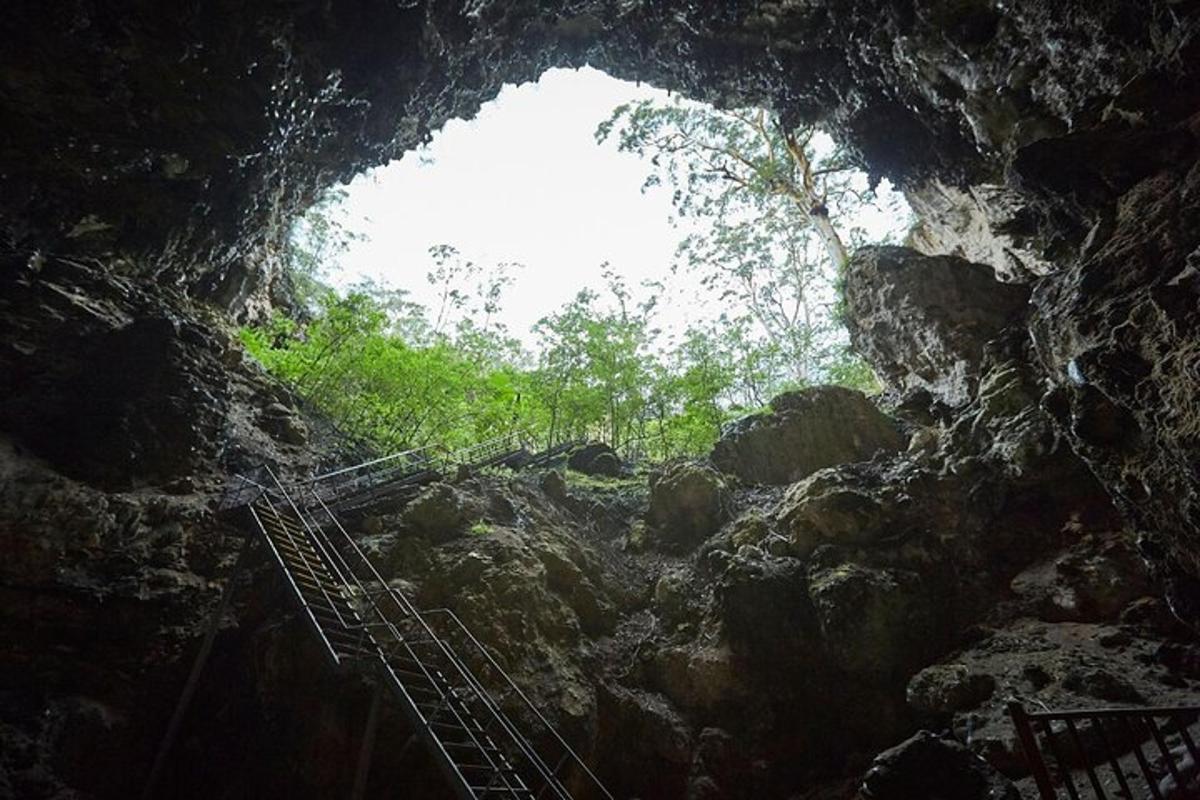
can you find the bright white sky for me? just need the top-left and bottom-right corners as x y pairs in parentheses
(327, 66), (909, 348)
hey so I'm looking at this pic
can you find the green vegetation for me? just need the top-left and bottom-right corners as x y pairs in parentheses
(241, 99), (903, 461)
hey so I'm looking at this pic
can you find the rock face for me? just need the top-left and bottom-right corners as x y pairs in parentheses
(906, 179), (1052, 282)
(1027, 113), (1200, 627)
(845, 247), (1030, 406)
(646, 462), (732, 549)
(6, 2), (1200, 799)
(711, 386), (904, 486)
(3, 2), (1191, 313)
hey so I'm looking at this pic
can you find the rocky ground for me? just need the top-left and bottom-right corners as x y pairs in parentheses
(3, 253), (1199, 800)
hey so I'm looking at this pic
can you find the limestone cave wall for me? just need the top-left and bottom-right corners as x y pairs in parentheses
(3, 1), (1200, 799)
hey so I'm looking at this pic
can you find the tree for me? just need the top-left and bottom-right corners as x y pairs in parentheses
(282, 187), (364, 312)
(598, 98), (885, 394)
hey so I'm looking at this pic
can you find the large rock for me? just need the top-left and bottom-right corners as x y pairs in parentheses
(646, 462), (732, 549)
(1009, 531), (1151, 622)
(808, 563), (942, 678)
(711, 386), (904, 486)
(860, 731), (1019, 800)
(567, 442), (624, 477)
(844, 246), (1030, 406)
(774, 467), (909, 558)
(400, 483), (481, 542)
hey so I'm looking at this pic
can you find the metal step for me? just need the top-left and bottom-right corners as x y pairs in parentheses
(240, 468), (611, 800)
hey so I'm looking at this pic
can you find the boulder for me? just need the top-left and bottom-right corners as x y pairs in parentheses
(860, 731), (1020, 800)
(808, 563), (940, 678)
(1009, 531), (1150, 622)
(715, 555), (815, 667)
(654, 568), (694, 625)
(538, 469), (569, 503)
(646, 461), (732, 549)
(400, 483), (481, 542)
(906, 663), (996, 715)
(844, 246), (1029, 406)
(567, 442), (624, 477)
(711, 386), (904, 486)
(595, 684), (692, 797)
(774, 468), (896, 558)
(652, 645), (741, 712)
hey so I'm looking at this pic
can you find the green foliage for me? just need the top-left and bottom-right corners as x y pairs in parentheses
(241, 276), (742, 461)
(245, 99), (901, 464)
(597, 98), (901, 398)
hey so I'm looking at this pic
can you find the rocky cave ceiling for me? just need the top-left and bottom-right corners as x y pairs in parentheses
(3, 1), (1200, 798)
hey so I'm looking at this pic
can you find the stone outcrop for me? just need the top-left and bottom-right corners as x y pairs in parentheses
(860, 731), (1019, 800)
(906, 179), (1052, 282)
(711, 386), (904, 486)
(1027, 110), (1200, 628)
(567, 442), (624, 477)
(646, 462), (732, 550)
(844, 247), (1030, 406)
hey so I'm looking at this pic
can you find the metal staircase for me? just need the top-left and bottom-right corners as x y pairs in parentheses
(297, 433), (529, 516)
(210, 439), (612, 800)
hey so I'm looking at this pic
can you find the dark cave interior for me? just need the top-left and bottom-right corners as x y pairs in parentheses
(3, 2), (1200, 798)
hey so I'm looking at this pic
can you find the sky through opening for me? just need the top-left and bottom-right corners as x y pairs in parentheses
(323, 66), (911, 350)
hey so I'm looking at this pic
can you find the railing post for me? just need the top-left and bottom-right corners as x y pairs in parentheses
(1008, 700), (1058, 800)
(141, 533), (255, 800)
(351, 685), (383, 800)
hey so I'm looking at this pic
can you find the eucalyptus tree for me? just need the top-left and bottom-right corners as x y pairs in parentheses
(597, 98), (883, 392)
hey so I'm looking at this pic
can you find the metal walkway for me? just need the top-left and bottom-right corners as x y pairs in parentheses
(176, 435), (612, 800)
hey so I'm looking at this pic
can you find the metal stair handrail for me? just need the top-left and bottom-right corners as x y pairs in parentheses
(296, 475), (602, 799)
(422, 607), (611, 795)
(251, 465), (612, 799)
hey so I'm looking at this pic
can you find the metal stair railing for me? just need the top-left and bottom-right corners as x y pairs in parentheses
(1009, 700), (1200, 799)
(241, 465), (612, 800)
(441, 432), (526, 472)
(304, 444), (444, 509)
(522, 439), (585, 470)
(298, 474), (606, 800)
(421, 607), (611, 797)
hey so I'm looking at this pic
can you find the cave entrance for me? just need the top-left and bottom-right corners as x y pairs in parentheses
(246, 66), (912, 462)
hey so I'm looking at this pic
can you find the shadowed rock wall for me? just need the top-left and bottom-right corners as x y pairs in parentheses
(4, 2), (1200, 799)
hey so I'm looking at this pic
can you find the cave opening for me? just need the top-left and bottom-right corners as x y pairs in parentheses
(254, 65), (913, 461)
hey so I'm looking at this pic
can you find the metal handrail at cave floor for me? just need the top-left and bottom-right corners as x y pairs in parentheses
(1009, 700), (1200, 799)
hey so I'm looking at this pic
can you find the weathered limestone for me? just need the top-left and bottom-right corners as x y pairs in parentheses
(711, 386), (904, 486)
(844, 246), (1029, 406)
